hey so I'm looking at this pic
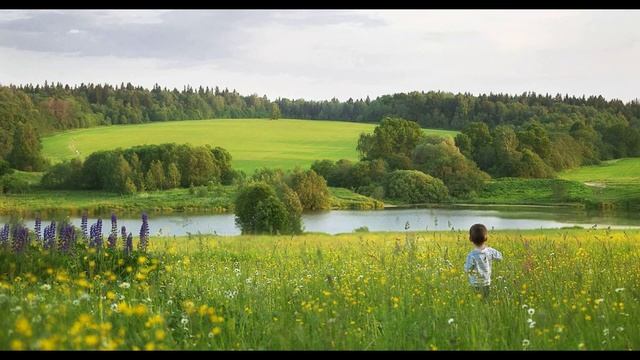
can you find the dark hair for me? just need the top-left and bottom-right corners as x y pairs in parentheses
(469, 224), (488, 246)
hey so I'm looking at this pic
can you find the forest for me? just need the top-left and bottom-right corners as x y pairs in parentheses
(1, 82), (639, 174)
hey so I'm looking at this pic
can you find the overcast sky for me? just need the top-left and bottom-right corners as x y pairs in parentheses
(0, 10), (639, 102)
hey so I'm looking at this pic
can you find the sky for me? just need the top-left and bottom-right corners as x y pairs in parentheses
(0, 9), (639, 102)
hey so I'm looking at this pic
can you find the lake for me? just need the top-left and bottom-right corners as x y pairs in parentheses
(2, 206), (640, 237)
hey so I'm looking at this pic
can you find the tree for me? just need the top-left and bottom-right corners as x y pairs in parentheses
(165, 162), (181, 189)
(287, 169), (331, 211)
(145, 160), (166, 191)
(7, 122), (46, 171)
(234, 182), (298, 235)
(270, 103), (281, 120)
(384, 170), (449, 203)
(357, 117), (424, 166)
(412, 138), (490, 197)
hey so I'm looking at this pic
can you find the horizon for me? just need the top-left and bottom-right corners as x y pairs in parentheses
(1, 10), (639, 102)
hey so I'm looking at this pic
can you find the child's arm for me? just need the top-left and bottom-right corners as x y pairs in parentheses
(492, 248), (503, 261)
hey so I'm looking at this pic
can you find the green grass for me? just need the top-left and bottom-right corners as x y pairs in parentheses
(1, 229), (639, 350)
(41, 118), (457, 174)
(0, 186), (381, 216)
(559, 158), (640, 185)
(472, 178), (594, 206)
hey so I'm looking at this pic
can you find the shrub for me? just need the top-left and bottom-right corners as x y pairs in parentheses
(287, 169), (331, 211)
(0, 175), (30, 194)
(384, 170), (449, 203)
(234, 182), (301, 235)
(41, 158), (84, 190)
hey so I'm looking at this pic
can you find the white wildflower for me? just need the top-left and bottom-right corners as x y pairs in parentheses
(615, 288), (625, 293)
(72, 300), (80, 306)
(522, 339), (530, 347)
(181, 317), (189, 325)
(603, 328), (609, 336)
(448, 318), (455, 325)
(40, 284), (51, 291)
(528, 308), (535, 316)
(119, 282), (131, 289)
(111, 303), (119, 312)
(529, 321), (536, 329)
(522, 304), (528, 309)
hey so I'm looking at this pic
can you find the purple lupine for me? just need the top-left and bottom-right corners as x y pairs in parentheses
(11, 225), (29, 253)
(96, 219), (103, 247)
(107, 233), (117, 249)
(111, 213), (118, 238)
(44, 221), (57, 250)
(81, 211), (89, 241)
(138, 213), (149, 252)
(0, 224), (9, 247)
(125, 232), (133, 256)
(34, 216), (42, 242)
(59, 224), (76, 252)
(121, 226), (127, 243)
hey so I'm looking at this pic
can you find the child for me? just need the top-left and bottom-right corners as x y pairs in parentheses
(464, 224), (502, 299)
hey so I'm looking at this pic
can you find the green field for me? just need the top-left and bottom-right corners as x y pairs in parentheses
(559, 158), (640, 185)
(41, 119), (457, 173)
(1, 229), (638, 350)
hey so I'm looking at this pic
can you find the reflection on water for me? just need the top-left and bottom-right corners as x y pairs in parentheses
(2, 206), (640, 237)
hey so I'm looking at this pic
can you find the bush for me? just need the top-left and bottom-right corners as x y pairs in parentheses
(1, 175), (30, 194)
(234, 182), (301, 235)
(0, 159), (13, 177)
(41, 158), (84, 190)
(287, 169), (331, 211)
(384, 170), (449, 203)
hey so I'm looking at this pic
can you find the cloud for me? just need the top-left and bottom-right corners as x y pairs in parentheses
(0, 10), (639, 102)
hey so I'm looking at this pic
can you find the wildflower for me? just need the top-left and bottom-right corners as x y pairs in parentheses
(155, 329), (166, 341)
(119, 282), (131, 289)
(84, 335), (99, 347)
(522, 339), (530, 348)
(595, 298), (604, 304)
(578, 342), (586, 350)
(603, 328), (609, 336)
(10, 339), (25, 350)
(447, 318), (455, 325)
(15, 316), (32, 337)
(110, 303), (119, 312)
(527, 308), (535, 316)
(181, 317), (189, 326)
(40, 284), (51, 291)
(211, 327), (222, 336)
(529, 321), (536, 329)
(139, 213), (149, 251)
(615, 288), (625, 293)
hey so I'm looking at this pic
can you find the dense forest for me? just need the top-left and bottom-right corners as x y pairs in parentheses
(1, 82), (639, 172)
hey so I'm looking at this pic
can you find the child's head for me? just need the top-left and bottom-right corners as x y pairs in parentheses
(469, 223), (488, 246)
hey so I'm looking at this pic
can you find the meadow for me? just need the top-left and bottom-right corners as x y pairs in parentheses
(41, 119), (457, 174)
(1, 228), (638, 350)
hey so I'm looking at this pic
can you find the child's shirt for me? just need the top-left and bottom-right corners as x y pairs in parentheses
(464, 246), (502, 286)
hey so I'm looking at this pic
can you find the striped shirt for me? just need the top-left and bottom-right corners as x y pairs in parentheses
(464, 246), (503, 286)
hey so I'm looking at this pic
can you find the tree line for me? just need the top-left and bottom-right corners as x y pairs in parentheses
(1, 82), (639, 172)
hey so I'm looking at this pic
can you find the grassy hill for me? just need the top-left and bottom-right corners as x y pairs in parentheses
(41, 118), (457, 174)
